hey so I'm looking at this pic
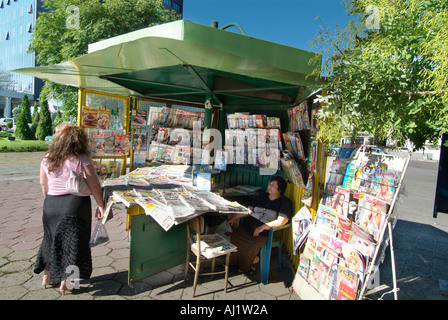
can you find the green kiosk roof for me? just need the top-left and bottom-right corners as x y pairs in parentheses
(14, 20), (322, 107)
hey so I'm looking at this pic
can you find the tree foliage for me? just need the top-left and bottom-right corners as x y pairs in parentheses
(29, 0), (180, 122)
(36, 101), (54, 141)
(15, 95), (35, 140)
(311, 0), (448, 150)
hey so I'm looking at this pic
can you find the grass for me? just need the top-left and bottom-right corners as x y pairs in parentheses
(0, 135), (48, 152)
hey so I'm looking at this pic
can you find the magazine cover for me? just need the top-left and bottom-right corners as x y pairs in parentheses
(335, 265), (358, 300)
(97, 108), (111, 130)
(371, 169), (396, 203)
(356, 194), (389, 241)
(130, 109), (147, 127)
(214, 149), (228, 171)
(340, 242), (366, 281)
(89, 130), (105, 156)
(103, 130), (116, 155)
(108, 160), (121, 178)
(297, 255), (311, 279)
(307, 254), (332, 298)
(331, 186), (350, 217)
(342, 162), (359, 189)
(114, 133), (130, 155)
(93, 160), (110, 183)
(302, 225), (319, 260)
(337, 144), (361, 160)
(354, 164), (377, 194)
(372, 181), (394, 204)
(292, 205), (313, 254)
(315, 205), (339, 236)
(301, 174), (314, 207)
(81, 106), (99, 128)
(109, 108), (123, 131)
(349, 223), (377, 259)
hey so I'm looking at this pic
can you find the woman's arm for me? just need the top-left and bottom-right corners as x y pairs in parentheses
(40, 166), (48, 196)
(83, 163), (105, 219)
(226, 210), (252, 228)
(253, 215), (289, 237)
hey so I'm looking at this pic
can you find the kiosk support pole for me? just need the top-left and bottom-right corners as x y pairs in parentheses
(388, 220), (398, 300)
(204, 94), (213, 129)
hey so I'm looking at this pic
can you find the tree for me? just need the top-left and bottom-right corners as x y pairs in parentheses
(310, 0), (448, 150)
(15, 96), (35, 140)
(21, 95), (32, 124)
(30, 107), (40, 136)
(12, 105), (21, 123)
(36, 101), (53, 140)
(29, 0), (180, 122)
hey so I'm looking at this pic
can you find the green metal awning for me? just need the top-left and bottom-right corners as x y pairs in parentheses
(13, 19), (322, 107)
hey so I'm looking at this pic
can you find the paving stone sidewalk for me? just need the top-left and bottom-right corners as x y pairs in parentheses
(0, 152), (296, 301)
(1, 152), (448, 301)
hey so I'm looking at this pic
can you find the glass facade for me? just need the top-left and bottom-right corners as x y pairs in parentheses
(0, 0), (43, 117)
(163, 0), (183, 15)
(0, 0), (181, 117)
(0, 0), (37, 94)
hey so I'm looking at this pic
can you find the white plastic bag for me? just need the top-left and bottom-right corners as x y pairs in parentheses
(89, 220), (109, 247)
(215, 220), (233, 242)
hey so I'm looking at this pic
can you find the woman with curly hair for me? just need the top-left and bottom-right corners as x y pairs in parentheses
(34, 123), (104, 295)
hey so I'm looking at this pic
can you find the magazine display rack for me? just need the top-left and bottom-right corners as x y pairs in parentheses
(79, 89), (130, 181)
(135, 99), (207, 169)
(292, 147), (410, 300)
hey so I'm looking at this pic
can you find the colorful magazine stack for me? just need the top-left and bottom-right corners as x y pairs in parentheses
(297, 153), (400, 300)
(287, 101), (310, 131)
(158, 107), (205, 130)
(280, 158), (305, 188)
(282, 131), (306, 160)
(226, 112), (281, 130)
(224, 128), (281, 169)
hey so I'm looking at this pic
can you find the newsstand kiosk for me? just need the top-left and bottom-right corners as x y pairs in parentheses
(13, 20), (406, 299)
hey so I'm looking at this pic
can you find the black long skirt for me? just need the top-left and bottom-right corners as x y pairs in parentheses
(34, 194), (93, 284)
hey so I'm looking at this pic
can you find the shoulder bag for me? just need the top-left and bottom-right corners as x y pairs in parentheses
(66, 159), (92, 196)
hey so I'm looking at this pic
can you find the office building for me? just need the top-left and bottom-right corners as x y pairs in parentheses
(0, 0), (183, 118)
(163, 0), (183, 15)
(0, 0), (44, 118)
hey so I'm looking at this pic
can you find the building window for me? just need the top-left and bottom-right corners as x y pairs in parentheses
(163, 0), (172, 6)
(172, 2), (181, 12)
(4, 31), (10, 40)
(0, 1), (4, 9)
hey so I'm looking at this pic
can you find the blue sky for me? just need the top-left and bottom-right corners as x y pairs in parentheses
(183, 0), (349, 53)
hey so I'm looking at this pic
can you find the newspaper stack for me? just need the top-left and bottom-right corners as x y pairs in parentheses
(191, 234), (237, 259)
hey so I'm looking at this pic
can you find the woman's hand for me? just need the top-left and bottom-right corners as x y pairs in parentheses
(226, 215), (239, 228)
(95, 206), (104, 220)
(253, 224), (269, 237)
